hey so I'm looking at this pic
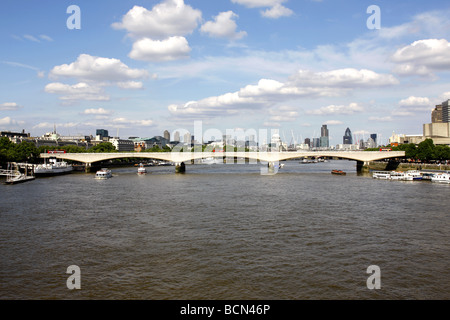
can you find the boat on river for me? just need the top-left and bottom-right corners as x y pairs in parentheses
(137, 163), (147, 175)
(372, 171), (391, 179)
(95, 168), (112, 179)
(404, 170), (422, 181)
(431, 172), (450, 184)
(331, 170), (346, 175)
(34, 158), (73, 176)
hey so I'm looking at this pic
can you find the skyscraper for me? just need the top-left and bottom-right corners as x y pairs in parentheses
(320, 124), (329, 148)
(343, 127), (352, 145)
(442, 99), (450, 122)
(163, 130), (170, 141)
(370, 133), (377, 146)
(174, 131), (180, 142)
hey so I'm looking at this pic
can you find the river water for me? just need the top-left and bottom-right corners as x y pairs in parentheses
(0, 160), (449, 300)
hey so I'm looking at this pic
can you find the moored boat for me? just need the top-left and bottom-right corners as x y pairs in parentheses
(331, 170), (346, 175)
(404, 170), (423, 181)
(390, 171), (406, 180)
(34, 158), (73, 176)
(431, 172), (450, 184)
(372, 171), (391, 179)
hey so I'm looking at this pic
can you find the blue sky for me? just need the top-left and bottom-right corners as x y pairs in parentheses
(1, 0), (450, 146)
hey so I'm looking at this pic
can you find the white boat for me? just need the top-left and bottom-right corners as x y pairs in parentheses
(95, 168), (112, 179)
(431, 173), (450, 184)
(137, 163), (147, 175)
(34, 158), (73, 176)
(421, 172), (435, 180)
(404, 170), (422, 181)
(390, 171), (406, 180)
(372, 171), (391, 179)
(202, 157), (222, 165)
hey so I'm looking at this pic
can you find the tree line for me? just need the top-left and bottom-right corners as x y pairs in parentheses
(366, 139), (450, 162)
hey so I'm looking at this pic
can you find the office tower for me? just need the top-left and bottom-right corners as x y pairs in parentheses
(370, 133), (377, 146)
(96, 129), (109, 140)
(174, 131), (180, 142)
(432, 105), (443, 123)
(442, 99), (450, 123)
(320, 124), (329, 148)
(343, 128), (353, 144)
(304, 138), (311, 147)
(163, 130), (170, 141)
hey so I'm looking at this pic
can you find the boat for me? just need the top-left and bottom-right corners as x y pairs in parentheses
(404, 170), (422, 181)
(331, 170), (346, 175)
(431, 173), (450, 184)
(34, 158), (73, 176)
(137, 163), (147, 175)
(421, 172), (435, 180)
(372, 171), (391, 179)
(202, 157), (222, 165)
(390, 171), (406, 180)
(95, 168), (112, 179)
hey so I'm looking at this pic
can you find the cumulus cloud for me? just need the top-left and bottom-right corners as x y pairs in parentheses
(268, 105), (298, 122)
(323, 120), (343, 125)
(49, 54), (148, 82)
(168, 68), (397, 118)
(231, 0), (293, 18)
(0, 102), (22, 111)
(306, 103), (364, 115)
(83, 108), (113, 115)
(128, 36), (191, 61)
(111, 1), (201, 39)
(398, 96), (434, 110)
(112, 118), (154, 127)
(44, 82), (110, 101)
(0, 116), (25, 126)
(391, 39), (450, 76)
(261, 4), (293, 18)
(201, 11), (247, 40)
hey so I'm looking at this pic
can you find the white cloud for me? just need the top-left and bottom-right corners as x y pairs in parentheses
(306, 103), (364, 115)
(201, 11), (247, 40)
(391, 39), (450, 76)
(324, 120), (343, 125)
(49, 54), (149, 82)
(261, 4), (293, 18)
(268, 105), (298, 122)
(289, 68), (399, 88)
(112, 118), (154, 127)
(0, 102), (22, 111)
(44, 82), (110, 101)
(116, 81), (144, 90)
(111, 1), (201, 39)
(168, 68), (397, 119)
(83, 108), (113, 115)
(23, 34), (40, 42)
(33, 122), (78, 129)
(128, 36), (191, 61)
(231, 0), (293, 18)
(0, 117), (25, 126)
(39, 34), (53, 42)
(398, 96), (434, 110)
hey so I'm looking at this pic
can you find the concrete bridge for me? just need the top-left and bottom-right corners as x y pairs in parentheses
(40, 150), (405, 172)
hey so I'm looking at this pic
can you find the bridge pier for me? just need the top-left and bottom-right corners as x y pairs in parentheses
(85, 162), (92, 173)
(175, 162), (186, 173)
(356, 161), (371, 172)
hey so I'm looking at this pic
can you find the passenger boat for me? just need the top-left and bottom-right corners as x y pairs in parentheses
(372, 171), (391, 179)
(34, 158), (73, 176)
(137, 163), (147, 175)
(390, 171), (406, 180)
(404, 170), (422, 181)
(95, 168), (112, 179)
(331, 170), (346, 175)
(421, 172), (435, 180)
(431, 173), (450, 184)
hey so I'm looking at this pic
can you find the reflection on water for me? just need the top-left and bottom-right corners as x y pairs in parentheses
(0, 160), (449, 299)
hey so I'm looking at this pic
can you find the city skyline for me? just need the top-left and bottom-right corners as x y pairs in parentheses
(2, 0), (450, 146)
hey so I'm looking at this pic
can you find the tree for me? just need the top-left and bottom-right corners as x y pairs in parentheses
(89, 142), (116, 153)
(416, 139), (435, 162)
(434, 144), (450, 161)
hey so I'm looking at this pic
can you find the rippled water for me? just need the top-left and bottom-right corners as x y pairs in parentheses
(0, 160), (449, 299)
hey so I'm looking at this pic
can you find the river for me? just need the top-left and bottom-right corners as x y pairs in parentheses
(0, 160), (449, 299)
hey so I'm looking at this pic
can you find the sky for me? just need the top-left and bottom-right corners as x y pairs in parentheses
(1, 0), (450, 146)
